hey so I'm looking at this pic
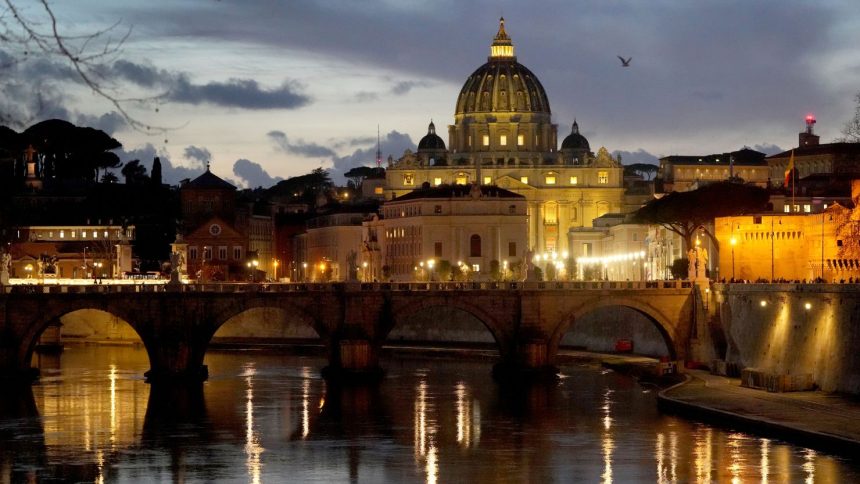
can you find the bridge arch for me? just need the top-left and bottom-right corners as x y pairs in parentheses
(18, 300), (146, 373)
(386, 296), (510, 353)
(550, 296), (684, 360)
(206, 297), (326, 346)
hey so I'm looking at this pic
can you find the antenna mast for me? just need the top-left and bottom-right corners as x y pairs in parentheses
(376, 125), (382, 169)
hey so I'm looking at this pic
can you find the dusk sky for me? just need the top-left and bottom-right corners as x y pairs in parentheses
(5, 0), (860, 187)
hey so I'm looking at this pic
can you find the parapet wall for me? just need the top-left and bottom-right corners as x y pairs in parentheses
(714, 284), (860, 394)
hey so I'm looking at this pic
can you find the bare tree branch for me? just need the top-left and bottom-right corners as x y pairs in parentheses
(1, 0), (170, 133)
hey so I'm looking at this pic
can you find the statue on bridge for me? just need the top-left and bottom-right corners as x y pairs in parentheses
(687, 245), (709, 281)
(168, 251), (184, 286)
(0, 250), (10, 285)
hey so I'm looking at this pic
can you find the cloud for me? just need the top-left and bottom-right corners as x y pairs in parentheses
(390, 80), (429, 95)
(232, 158), (283, 189)
(752, 143), (783, 155)
(108, 59), (311, 110)
(267, 130), (336, 157)
(183, 145), (212, 165)
(169, 76), (310, 109)
(75, 111), (126, 135)
(115, 143), (203, 185)
(330, 130), (414, 183)
(613, 149), (660, 165)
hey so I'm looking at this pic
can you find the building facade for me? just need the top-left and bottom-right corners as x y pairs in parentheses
(364, 183), (528, 282)
(658, 148), (768, 193)
(383, 18), (624, 256)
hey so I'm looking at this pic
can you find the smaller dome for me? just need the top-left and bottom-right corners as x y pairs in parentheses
(561, 120), (590, 151)
(417, 120), (446, 151)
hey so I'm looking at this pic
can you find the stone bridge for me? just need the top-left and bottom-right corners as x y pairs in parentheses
(0, 280), (704, 382)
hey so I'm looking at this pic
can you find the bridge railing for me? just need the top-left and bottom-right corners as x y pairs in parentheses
(0, 279), (693, 294)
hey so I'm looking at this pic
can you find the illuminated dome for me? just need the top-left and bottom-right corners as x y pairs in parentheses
(561, 120), (589, 151)
(417, 120), (446, 150)
(454, 18), (551, 116)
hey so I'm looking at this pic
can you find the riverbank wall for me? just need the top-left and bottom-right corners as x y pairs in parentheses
(713, 283), (860, 394)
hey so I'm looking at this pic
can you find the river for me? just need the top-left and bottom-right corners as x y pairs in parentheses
(2, 345), (859, 483)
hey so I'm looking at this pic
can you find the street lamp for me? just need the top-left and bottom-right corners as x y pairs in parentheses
(362, 261), (368, 282)
(83, 246), (89, 278)
(730, 237), (736, 281)
(302, 262), (307, 282)
(273, 259), (279, 281)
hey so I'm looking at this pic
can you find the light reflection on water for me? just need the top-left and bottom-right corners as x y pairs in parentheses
(0, 346), (858, 482)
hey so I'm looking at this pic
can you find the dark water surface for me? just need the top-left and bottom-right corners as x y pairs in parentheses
(2, 346), (859, 483)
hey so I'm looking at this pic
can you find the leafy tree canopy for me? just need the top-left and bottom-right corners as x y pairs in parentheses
(631, 181), (769, 251)
(265, 167), (333, 203)
(20, 119), (122, 183)
(624, 163), (659, 180)
(344, 166), (385, 188)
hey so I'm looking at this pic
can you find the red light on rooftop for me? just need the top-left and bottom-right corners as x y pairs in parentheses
(805, 114), (816, 124)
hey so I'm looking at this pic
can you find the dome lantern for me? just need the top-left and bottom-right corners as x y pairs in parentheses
(490, 17), (515, 60)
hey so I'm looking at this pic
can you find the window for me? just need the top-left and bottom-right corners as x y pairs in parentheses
(520, 176), (529, 184)
(544, 202), (558, 224)
(433, 177), (442, 186)
(234, 246), (242, 260)
(59, 230), (64, 239)
(571, 207), (578, 221)
(570, 176), (578, 185)
(500, 135), (507, 146)
(203, 246), (212, 260)
(470, 234), (482, 257)
(189, 246), (199, 260)
(545, 175), (556, 185)
(374, 187), (384, 195)
(753, 216), (763, 224)
(434, 205), (442, 214)
(509, 242), (517, 257)
(455, 173), (468, 185)
(582, 242), (592, 257)
(483, 176), (492, 185)
(482, 134), (490, 146)
(434, 242), (443, 257)
(803, 204), (812, 213)
(793, 205), (800, 213)
(71, 231), (76, 238)
(784, 205), (791, 213)
(472, 264), (480, 272)
(517, 134), (524, 146)
(598, 171), (609, 184)
(403, 173), (415, 186)
(509, 204), (516, 214)
(218, 246), (227, 260)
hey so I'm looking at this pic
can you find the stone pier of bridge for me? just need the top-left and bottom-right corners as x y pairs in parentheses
(0, 281), (700, 382)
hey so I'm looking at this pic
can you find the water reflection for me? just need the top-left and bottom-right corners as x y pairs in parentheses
(2, 346), (858, 482)
(0, 386), (45, 484)
(601, 388), (614, 484)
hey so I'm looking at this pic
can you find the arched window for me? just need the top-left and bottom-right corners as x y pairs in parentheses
(470, 234), (482, 257)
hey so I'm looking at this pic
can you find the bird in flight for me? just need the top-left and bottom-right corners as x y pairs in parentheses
(617, 56), (632, 67)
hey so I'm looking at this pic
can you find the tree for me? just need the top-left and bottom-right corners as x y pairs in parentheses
(264, 167), (333, 204)
(344, 166), (384, 189)
(121, 159), (149, 185)
(150, 157), (163, 186)
(624, 163), (659, 180)
(1, 0), (165, 132)
(839, 92), (860, 143)
(631, 181), (769, 252)
(22, 119), (122, 182)
(101, 172), (118, 184)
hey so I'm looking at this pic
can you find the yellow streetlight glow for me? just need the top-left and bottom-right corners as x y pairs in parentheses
(760, 300), (767, 307)
(804, 302), (812, 310)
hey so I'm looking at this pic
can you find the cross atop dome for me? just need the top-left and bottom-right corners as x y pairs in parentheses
(490, 17), (515, 59)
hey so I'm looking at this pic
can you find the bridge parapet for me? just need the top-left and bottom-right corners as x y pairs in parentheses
(1, 279), (694, 295)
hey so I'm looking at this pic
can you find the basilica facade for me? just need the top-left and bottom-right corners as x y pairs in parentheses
(384, 18), (625, 256)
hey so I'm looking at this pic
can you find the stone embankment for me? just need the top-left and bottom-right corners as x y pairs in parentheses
(658, 370), (860, 455)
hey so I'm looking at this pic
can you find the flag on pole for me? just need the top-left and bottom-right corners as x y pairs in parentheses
(784, 150), (794, 187)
